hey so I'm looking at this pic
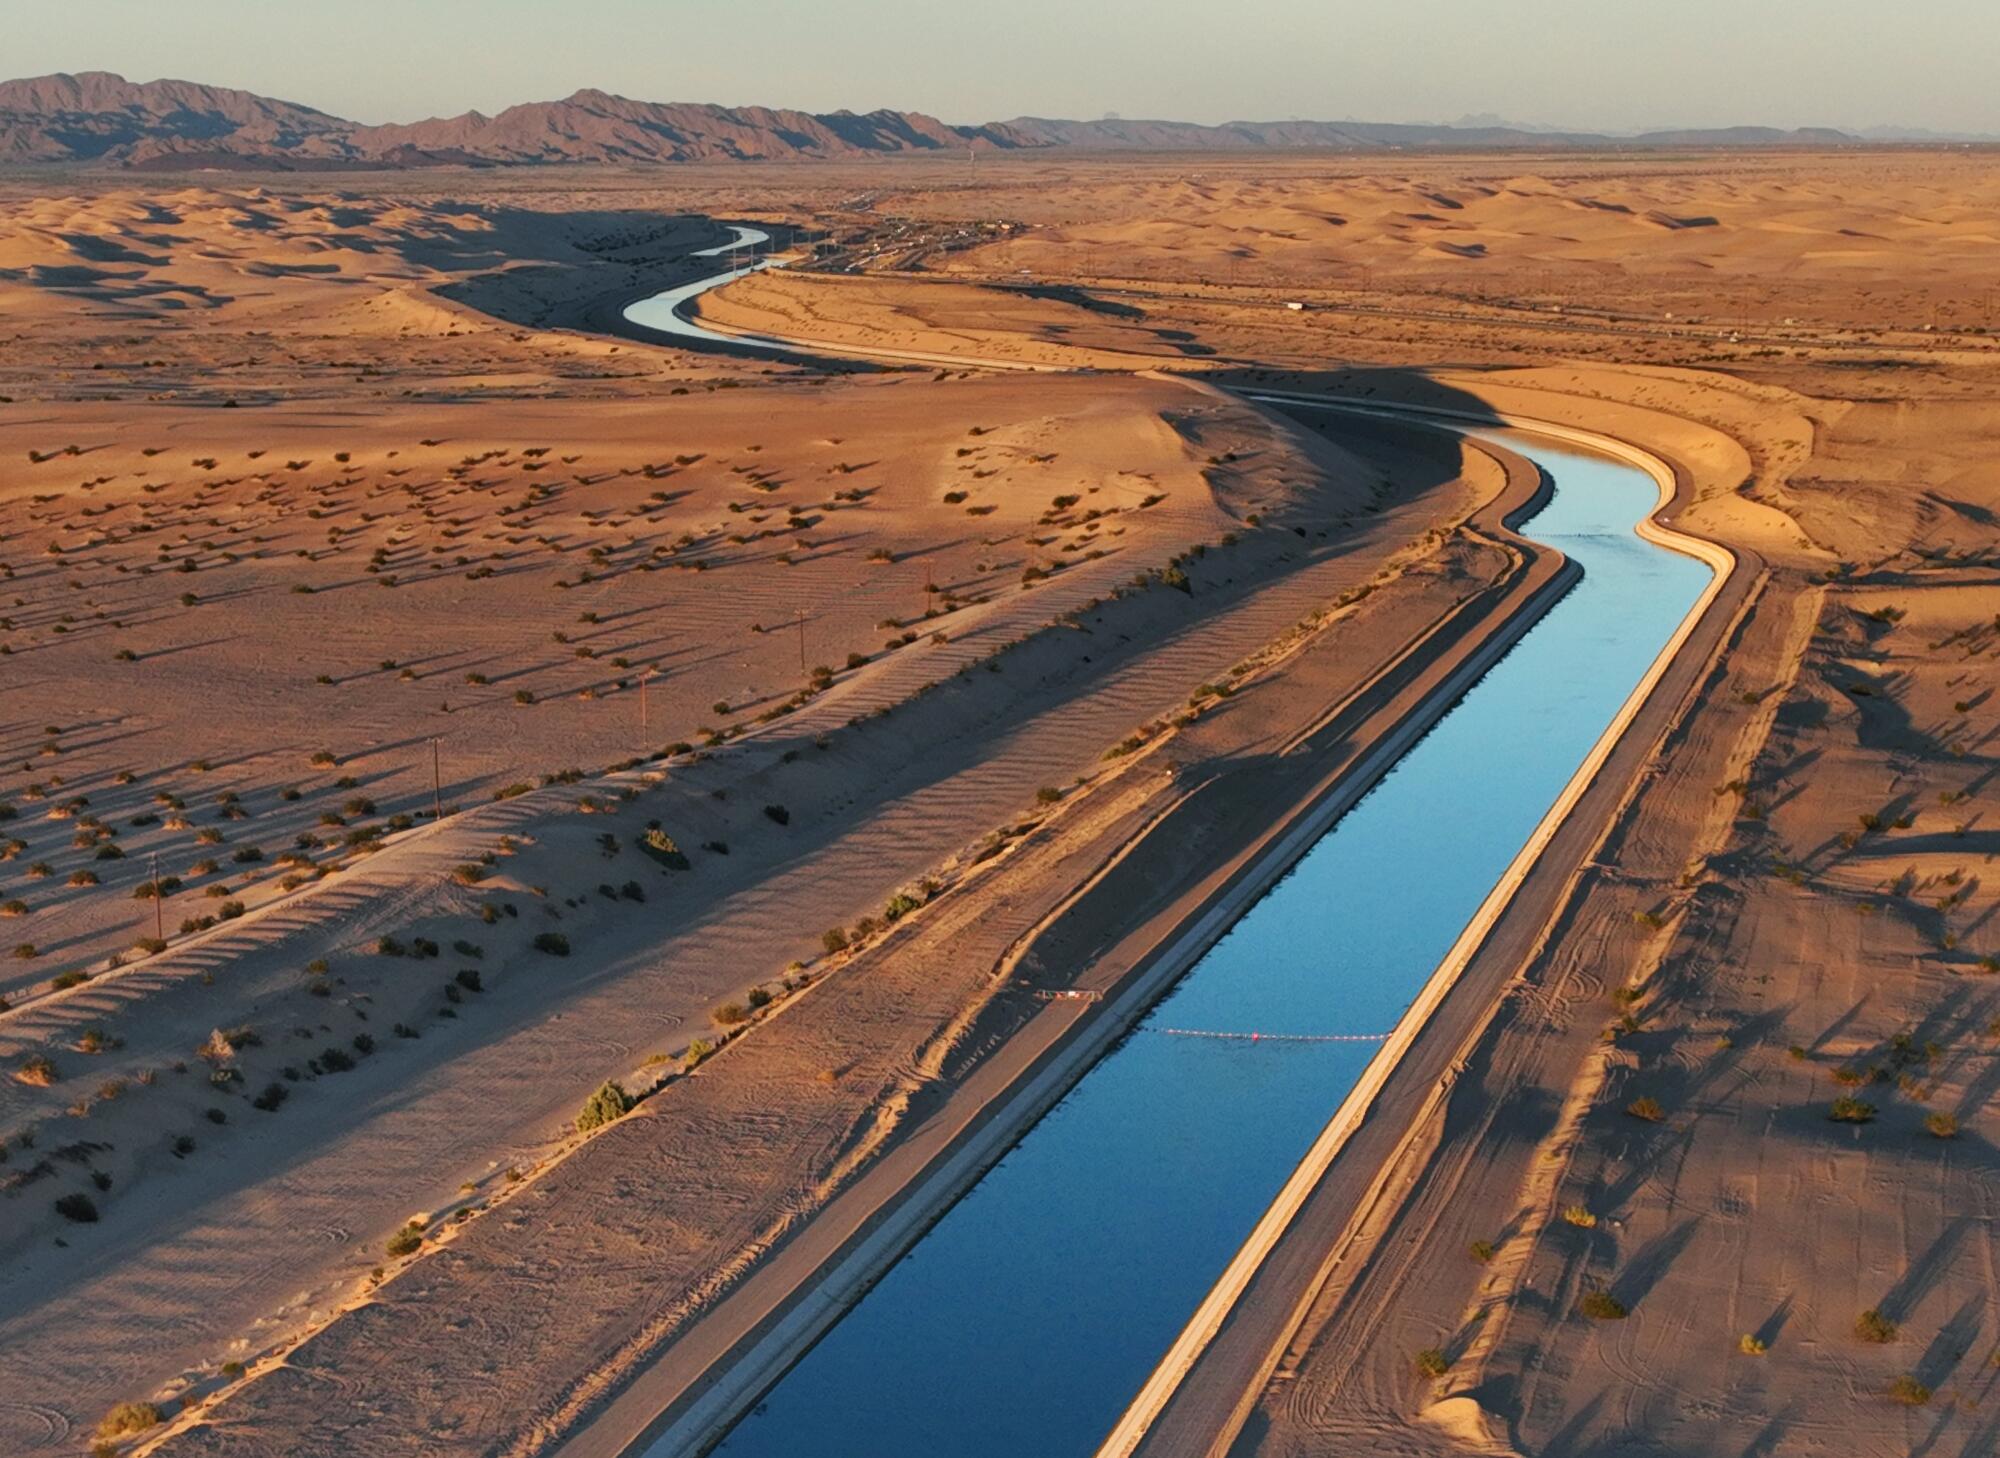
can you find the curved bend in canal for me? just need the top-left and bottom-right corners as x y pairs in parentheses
(621, 261), (1720, 1458)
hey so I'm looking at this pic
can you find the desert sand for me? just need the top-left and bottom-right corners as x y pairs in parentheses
(2, 150), (1997, 1458)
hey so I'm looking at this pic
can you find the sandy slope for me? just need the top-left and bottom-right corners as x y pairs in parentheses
(0, 375), (1242, 988)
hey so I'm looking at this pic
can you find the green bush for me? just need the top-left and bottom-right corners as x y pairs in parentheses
(1413, 1347), (1450, 1377)
(96, 1402), (162, 1440)
(56, 1192), (100, 1223)
(385, 1221), (423, 1258)
(575, 1080), (633, 1133)
(532, 932), (570, 956)
(1855, 1308), (1898, 1343)
(1889, 1374), (1932, 1406)
(640, 828), (690, 870)
(1577, 1289), (1627, 1320)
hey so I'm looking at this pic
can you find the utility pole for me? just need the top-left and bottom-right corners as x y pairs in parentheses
(795, 608), (807, 674)
(429, 736), (443, 821)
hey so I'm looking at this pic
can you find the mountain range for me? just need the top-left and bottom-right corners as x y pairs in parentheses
(0, 71), (1875, 169)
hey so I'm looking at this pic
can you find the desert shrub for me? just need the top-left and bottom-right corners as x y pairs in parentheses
(1889, 1375), (1932, 1406)
(1830, 1096), (1877, 1124)
(95, 1401), (161, 1439)
(1926, 1111), (1959, 1138)
(1036, 786), (1063, 804)
(56, 1191), (100, 1223)
(822, 927), (850, 954)
(884, 892), (921, 922)
(1625, 1096), (1665, 1122)
(714, 1002), (750, 1026)
(1561, 1205), (1597, 1229)
(763, 803), (790, 826)
(316, 1047), (355, 1074)
(375, 936), (407, 957)
(16, 1053), (57, 1085)
(1738, 1333), (1768, 1355)
(451, 863), (486, 885)
(747, 986), (772, 1009)
(1413, 1347), (1450, 1378)
(1855, 1308), (1898, 1343)
(532, 932), (570, 956)
(251, 1082), (288, 1112)
(1577, 1289), (1627, 1320)
(1469, 1239), (1496, 1264)
(640, 828), (690, 870)
(455, 968), (482, 993)
(575, 1080), (632, 1133)
(385, 1221), (423, 1258)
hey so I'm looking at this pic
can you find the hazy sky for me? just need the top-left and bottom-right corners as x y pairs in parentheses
(12, 0), (1998, 134)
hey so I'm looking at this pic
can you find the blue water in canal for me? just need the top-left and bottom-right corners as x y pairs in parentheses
(699, 437), (1712, 1458)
